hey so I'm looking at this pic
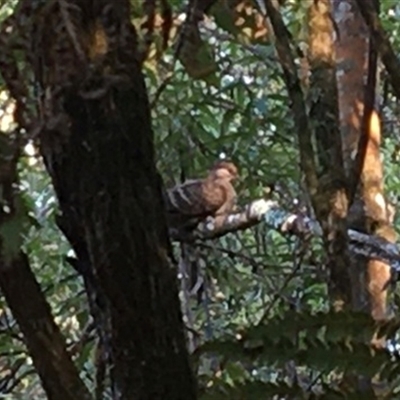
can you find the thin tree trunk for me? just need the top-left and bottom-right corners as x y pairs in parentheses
(0, 131), (91, 399)
(0, 253), (93, 400)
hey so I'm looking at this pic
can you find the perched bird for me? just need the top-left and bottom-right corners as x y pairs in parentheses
(165, 160), (239, 234)
(165, 160), (239, 313)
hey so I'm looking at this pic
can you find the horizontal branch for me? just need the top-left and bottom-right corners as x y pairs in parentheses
(170, 199), (400, 272)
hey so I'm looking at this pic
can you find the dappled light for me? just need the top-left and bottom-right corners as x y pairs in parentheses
(1, 0), (400, 398)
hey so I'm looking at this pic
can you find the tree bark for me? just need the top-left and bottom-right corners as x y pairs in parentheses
(307, 0), (352, 310)
(0, 253), (92, 400)
(333, 0), (395, 322)
(0, 131), (90, 399)
(25, 1), (197, 398)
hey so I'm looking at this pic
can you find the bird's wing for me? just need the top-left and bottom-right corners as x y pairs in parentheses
(166, 179), (222, 217)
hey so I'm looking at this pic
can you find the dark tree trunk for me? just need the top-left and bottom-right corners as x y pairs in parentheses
(44, 86), (197, 398)
(0, 121), (90, 398)
(0, 253), (92, 400)
(28, 1), (196, 399)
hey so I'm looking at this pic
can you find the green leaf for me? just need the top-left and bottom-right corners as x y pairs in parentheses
(0, 194), (29, 264)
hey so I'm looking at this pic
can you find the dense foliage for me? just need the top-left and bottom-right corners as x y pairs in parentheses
(1, 0), (400, 398)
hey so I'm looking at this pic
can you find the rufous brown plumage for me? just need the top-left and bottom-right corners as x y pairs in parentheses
(165, 160), (239, 232)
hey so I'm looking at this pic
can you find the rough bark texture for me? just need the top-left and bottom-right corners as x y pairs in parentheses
(20, 1), (197, 398)
(307, 0), (352, 310)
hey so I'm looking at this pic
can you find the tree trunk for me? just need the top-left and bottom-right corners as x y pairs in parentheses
(307, 0), (352, 310)
(333, 0), (395, 322)
(28, 1), (197, 398)
(0, 253), (92, 400)
(0, 130), (90, 398)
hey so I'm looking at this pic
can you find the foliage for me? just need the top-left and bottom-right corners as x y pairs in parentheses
(0, 0), (400, 398)
(193, 309), (400, 398)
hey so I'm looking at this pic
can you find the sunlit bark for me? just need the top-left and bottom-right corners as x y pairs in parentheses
(333, 0), (395, 322)
(307, 0), (351, 310)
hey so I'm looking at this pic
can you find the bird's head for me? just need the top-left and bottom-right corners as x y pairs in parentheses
(209, 160), (239, 181)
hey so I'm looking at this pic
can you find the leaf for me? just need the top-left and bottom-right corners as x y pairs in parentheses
(178, 22), (218, 81)
(209, 0), (269, 45)
(221, 109), (237, 135)
(0, 193), (29, 265)
(253, 97), (268, 115)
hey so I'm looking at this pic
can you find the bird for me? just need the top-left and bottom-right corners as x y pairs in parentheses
(165, 160), (239, 234)
(164, 160), (239, 314)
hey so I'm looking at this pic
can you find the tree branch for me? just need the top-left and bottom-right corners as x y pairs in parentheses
(262, 0), (318, 197)
(172, 198), (400, 273)
(354, 0), (400, 99)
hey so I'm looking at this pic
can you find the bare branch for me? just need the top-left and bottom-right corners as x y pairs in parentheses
(262, 0), (318, 197)
(355, 0), (400, 99)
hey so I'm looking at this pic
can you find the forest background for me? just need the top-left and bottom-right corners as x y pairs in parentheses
(1, 0), (400, 399)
